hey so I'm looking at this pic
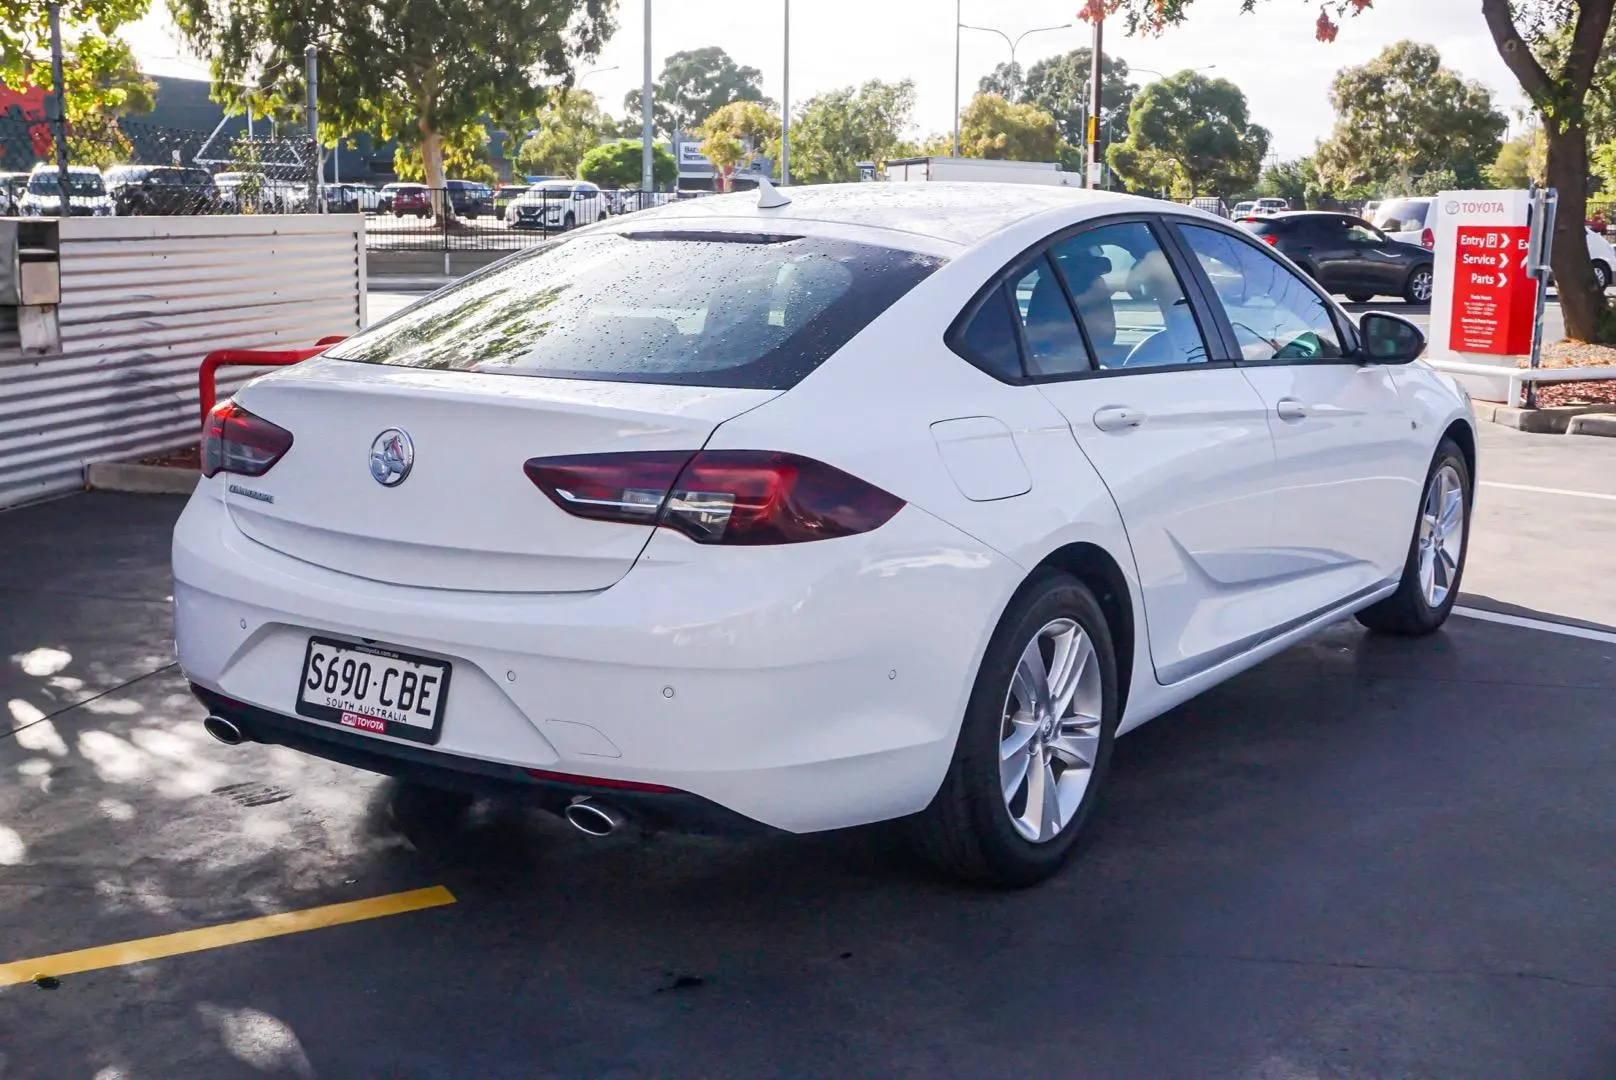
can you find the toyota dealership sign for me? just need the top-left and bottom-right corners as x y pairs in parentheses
(1428, 189), (1535, 362)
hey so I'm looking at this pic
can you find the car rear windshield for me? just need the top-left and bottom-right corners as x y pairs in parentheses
(1374, 198), (1431, 233)
(326, 232), (944, 390)
(1238, 218), (1284, 237)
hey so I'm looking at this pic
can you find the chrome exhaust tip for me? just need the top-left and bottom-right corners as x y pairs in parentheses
(564, 798), (625, 838)
(202, 715), (246, 746)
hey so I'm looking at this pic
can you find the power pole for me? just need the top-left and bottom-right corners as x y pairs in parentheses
(305, 44), (320, 212)
(780, 0), (790, 185)
(1087, 14), (1104, 189)
(641, 0), (654, 192)
(952, 0), (961, 157)
(49, 4), (69, 217)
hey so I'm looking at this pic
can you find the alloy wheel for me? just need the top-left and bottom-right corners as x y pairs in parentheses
(999, 618), (1104, 843)
(1411, 270), (1434, 303)
(1417, 463), (1465, 608)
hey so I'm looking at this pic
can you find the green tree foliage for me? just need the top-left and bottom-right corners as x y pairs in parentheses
(1259, 157), (1319, 208)
(577, 138), (676, 187)
(958, 93), (1061, 162)
(393, 122), (497, 183)
(1092, 0), (1616, 340)
(1, 0), (155, 167)
(977, 62), (1026, 105)
(171, 0), (614, 218)
(1031, 49), (1136, 146)
(1487, 129), (1545, 188)
(1313, 42), (1505, 196)
(515, 89), (609, 177)
(786, 79), (915, 184)
(624, 46), (771, 139)
(1106, 71), (1268, 198)
(695, 99), (780, 189)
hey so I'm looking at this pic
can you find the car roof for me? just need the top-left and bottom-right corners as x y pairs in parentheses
(615, 182), (1167, 249)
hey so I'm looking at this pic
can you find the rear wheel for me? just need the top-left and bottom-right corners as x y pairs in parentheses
(1403, 266), (1434, 304)
(1595, 261), (1611, 292)
(907, 571), (1118, 888)
(563, 212), (576, 231)
(1356, 438), (1470, 636)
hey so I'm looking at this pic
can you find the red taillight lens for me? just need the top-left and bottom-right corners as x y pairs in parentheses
(1421, 228), (1435, 250)
(200, 401), (294, 478)
(1261, 234), (1279, 246)
(524, 450), (905, 545)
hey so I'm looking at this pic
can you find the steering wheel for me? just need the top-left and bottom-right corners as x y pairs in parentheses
(1120, 329), (1177, 368)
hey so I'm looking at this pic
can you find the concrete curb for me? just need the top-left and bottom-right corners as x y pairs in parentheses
(1474, 402), (1616, 434)
(85, 462), (198, 496)
(1566, 413), (1616, 437)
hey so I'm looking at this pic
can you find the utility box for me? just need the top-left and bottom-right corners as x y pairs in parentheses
(0, 219), (62, 353)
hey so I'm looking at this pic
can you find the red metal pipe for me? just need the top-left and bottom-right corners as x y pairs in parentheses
(198, 336), (347, 423)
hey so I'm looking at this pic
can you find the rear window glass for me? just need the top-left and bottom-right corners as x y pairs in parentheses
(1239, 219), (1284, 236)
(327, 233), (944, 389)
(1374, 199), (1431, 233)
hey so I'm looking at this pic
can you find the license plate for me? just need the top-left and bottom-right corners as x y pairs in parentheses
(295, 637), (451, 745)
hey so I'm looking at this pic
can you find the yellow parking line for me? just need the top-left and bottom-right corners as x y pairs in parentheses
(0, 885), (455, 988)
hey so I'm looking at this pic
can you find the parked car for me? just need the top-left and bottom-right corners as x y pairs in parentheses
(345, 184), (382, 212)
(506, 180), (607, 230)
(445, 179), (495, 218)
(1240, 211), (1434, 303)
(1232, 200), (1257, 217)
(0, 171), (28, 215)
(494, 185), (529, 215)
(214, 172), (302, 214)
(1373, 195), (1616, 291)
(1253, 197), (1289, 215)
(105, 165), (219, 215)
(380, 182), (430, 218)
(180, 182), (1471, 888)
(17, 165), (112, 217)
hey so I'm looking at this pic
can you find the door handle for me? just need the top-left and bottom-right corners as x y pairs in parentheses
(1092, 406), (1146, 432)
(1275, 397), (1308, 421)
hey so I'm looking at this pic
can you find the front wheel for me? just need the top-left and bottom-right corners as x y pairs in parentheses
(1356, 438), (1471, 636)
(907, 571), (1118, 887)
(1347, 293), (1374, 304)
(1595, 261), (1611, 292)
(1404, 266), (1434, 305)
(563, 212), (576, 231)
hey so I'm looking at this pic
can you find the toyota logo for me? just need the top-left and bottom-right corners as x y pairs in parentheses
(369, 429), (414, 487)
(1444, 200), (1461, 216)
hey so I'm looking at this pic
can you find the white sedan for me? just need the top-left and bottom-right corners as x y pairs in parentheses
(174, 183), (1474, 887)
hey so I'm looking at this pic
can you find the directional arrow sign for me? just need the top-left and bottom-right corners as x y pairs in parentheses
(1498, 252), (1510, 268)
(1496, 271), (1509, 290)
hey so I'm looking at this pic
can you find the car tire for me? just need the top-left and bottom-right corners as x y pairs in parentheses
(1347, 293), (1374, 303)
(563, 212), (576, 231)
(1595, 261), (1611, 292)
(906, 570), (1119, 888)
(1355, 438), (1471, 637)
(1403, 266), (1434, 305)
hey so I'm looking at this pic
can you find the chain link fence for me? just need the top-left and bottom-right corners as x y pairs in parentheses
(363, 186), (685, 251)
(0, 113), (319, 217)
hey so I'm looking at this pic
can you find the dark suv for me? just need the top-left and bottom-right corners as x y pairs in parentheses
(445, 179), (494, 219)
(1239, 212), (1434, 304)
(105, 166), (219, 215)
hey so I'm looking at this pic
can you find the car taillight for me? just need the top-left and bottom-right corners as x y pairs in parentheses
(1421, 228), (1434, 250)
(1260, 234), (1279, 246)
(524, 450), (905, 545)
(200, 401), (293, 478)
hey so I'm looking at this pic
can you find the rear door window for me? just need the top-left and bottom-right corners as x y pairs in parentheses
(326, 233), (943, 390)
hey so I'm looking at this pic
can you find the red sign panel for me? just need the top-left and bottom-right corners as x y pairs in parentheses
(1448, 225), (1534, 355)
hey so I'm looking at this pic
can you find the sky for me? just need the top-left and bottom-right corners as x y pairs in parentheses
(126, 0), (1532, 161)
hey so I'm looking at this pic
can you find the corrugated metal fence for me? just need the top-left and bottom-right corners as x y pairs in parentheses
(0, 215), (366, 509)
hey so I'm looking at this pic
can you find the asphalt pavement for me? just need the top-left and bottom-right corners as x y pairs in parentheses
(0, 422), (1612, 1078)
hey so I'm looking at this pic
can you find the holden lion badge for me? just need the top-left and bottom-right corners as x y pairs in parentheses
(369, 429), (414, 487)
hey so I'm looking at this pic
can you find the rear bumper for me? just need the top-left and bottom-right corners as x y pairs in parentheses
(173, 487), (1018, 834)
(192, 685), (773, 836)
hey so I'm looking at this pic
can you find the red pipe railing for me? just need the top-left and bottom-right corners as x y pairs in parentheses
(198, 336), (348, 423)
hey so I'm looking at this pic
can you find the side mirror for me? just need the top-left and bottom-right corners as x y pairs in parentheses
(1359, 311), (1425, 364)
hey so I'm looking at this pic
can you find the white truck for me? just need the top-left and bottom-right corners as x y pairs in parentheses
(882, 156), (1083, 186)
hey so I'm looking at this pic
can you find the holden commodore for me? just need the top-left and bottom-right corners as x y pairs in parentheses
(175, 182), (1473, 887)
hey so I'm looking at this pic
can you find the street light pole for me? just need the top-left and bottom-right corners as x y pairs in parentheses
(48, 3), (69, 217)
(1087, 14), (1103, 189)
(952, 0), (961, 157)
(305, 44), (321, 212)
(781, 0), (790, 185)
(957, 21), (1074, 136)
(641, 0), (654, 192)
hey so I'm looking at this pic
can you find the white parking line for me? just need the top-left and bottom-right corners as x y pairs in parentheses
(1453, 606), (1616, 646)
(1480, 480), (1616, 503)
